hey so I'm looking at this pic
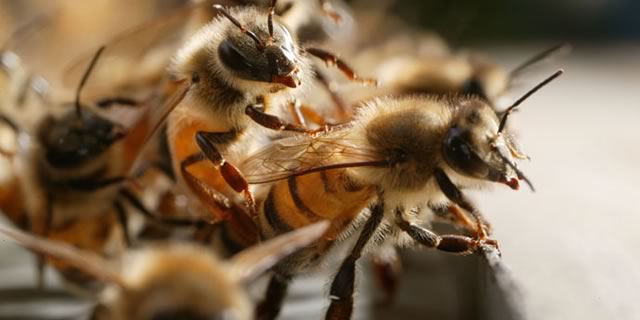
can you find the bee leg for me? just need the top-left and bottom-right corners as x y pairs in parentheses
(289, 99), (336, 130)
(119, 188), (209, 227)
(246, 104), (332, 135)
(245, 104), (309, 133)
(112, 199), (131, 247)
(256, 274), (291, 320)
(434, 168), (493, 241)
(195, 131), (256, 215)
(287, 100), (307, 127)
(441, 204), (493, 237)
(179, 153), (234, 218)
(304, 47), (378, 86)
(96, 97), (139, 109)
(315, 69), (350, 121)
(371, 246), (402, 305)
(395, 208), (497, 255)
(325, 201), (385, 320)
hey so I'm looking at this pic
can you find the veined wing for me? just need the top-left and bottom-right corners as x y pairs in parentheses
(241, 129), (387, 184)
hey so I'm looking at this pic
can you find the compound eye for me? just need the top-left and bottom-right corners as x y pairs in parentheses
(218, 39), (253, 73)
(443, 128), (487, 177)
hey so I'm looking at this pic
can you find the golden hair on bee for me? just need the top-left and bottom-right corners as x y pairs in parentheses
(239, 70), (563, 320)
(0, 221), (329, 320)
(161, 0), (374, 224)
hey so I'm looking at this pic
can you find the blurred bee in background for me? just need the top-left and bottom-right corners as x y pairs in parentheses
(0, 44), (170, 289)
(0, 221), (329, 320)
(240, 70), (562, 319)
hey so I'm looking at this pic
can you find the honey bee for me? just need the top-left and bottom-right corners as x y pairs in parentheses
(60, 0), (374, 227)
(152, 1), (374, 226)
(0, 220), (329, 320)
(349, 40), (570, 111)
(0, 46), (170, 288)
(240, 70), (563, 319)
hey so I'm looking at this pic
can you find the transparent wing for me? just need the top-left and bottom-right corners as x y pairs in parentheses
(241, 129), (386, 184)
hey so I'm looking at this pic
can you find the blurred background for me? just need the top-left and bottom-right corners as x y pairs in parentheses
(0, 0), (638, 319)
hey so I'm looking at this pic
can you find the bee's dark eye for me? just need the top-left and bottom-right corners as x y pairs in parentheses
(218, 40), (253, 73)
(443, 127), (486, 176)
(461, 78), (487, 101)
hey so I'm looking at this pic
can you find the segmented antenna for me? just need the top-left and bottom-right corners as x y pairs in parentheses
(75, 46), (106, 119)
(510, 43), (571, 77)
(268, 0), (278, 40)
(213, 5), (265, 50)
(498, 69), (564, 134)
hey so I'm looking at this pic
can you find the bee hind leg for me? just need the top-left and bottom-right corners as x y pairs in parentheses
(325, 201), (385, 320)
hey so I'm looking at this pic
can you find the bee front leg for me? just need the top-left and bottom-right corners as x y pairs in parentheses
(255, 274), (291, 320)
(246, 104), (332, 135)
(288, 99), (337, 129)
(304, 47), (378, 86)
(245, 103), (309, 133)
(395, 207), (495, 254)
(325, 201), (385, 320)
(434, 168), (494, 241)
(194, 132), (256, 215)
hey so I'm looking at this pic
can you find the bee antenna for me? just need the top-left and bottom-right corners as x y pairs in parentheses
(75, 46), (105, 119)
(214, 5), (265, 50)
(510, 43), (571, 77)
(268, 0), (277, 40)
(498, 69), (564, 134)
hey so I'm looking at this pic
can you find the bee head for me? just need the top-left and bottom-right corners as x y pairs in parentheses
(443, 70), (563, 191)
(215, 2), (301, 89)
(442, 99), (524, 190)
(40, 110), (125, 169)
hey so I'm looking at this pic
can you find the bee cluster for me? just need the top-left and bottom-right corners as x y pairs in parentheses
(0, 1), (565, 319)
